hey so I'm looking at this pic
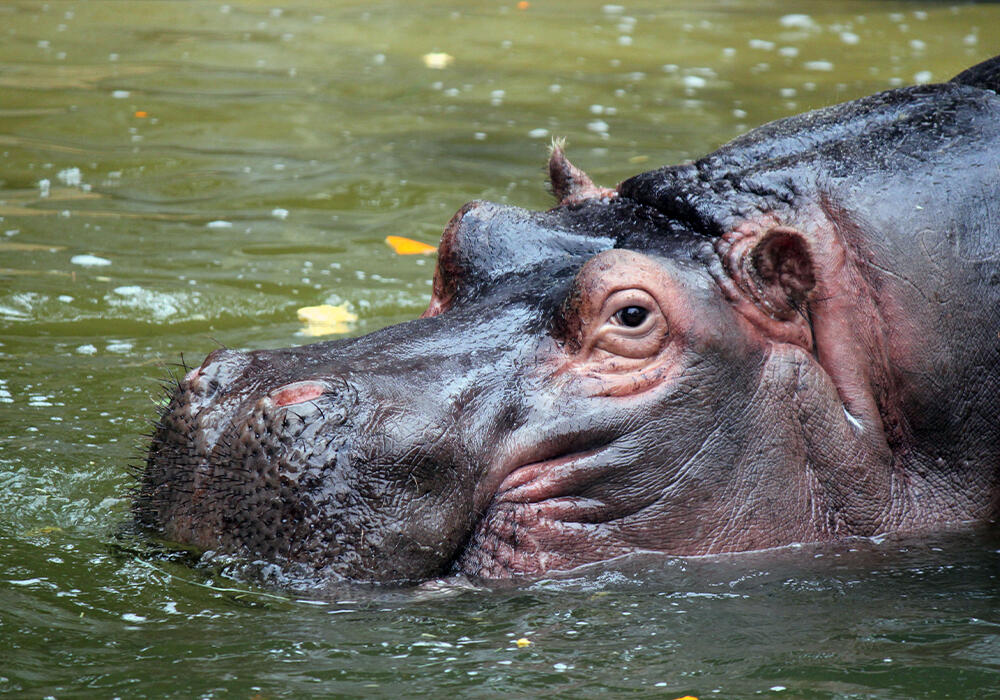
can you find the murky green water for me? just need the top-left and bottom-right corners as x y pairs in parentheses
(2, 1), (998, 696)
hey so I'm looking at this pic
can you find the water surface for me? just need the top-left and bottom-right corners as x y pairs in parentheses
(2, 1), (998, 696)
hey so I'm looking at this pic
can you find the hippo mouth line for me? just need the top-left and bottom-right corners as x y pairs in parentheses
(493, 448), (603, 504)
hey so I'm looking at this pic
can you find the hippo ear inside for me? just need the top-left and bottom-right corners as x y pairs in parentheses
(751, 228), (816, 312)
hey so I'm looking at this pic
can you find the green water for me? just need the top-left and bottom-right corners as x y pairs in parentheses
(2, 1), (998, 696)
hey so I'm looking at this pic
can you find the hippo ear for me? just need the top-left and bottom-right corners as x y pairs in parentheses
(712, 226), (816, 347)
(548, 143), (617, 205)
(750, 228), (816, 311)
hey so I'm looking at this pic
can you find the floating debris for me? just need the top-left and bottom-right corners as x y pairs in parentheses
(385, 235), (437, 255)
(422, 52), (454, 70)
(297, 303), (358, 336)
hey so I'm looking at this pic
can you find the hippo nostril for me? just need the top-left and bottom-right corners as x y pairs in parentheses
(265, 378), (355, 428)
(272, 381), (326, 407)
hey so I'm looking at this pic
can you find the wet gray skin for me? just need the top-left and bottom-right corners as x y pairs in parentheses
(135, 55), (1000, 584)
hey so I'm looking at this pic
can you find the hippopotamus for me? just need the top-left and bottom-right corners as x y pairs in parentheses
(134, 55), (1000, 584)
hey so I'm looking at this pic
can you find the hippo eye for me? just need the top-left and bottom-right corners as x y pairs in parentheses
(585, 288), (668, 360)
(616, 306), (648, 328)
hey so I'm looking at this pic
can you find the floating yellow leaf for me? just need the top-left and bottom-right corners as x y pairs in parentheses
(23, 525), (63, 536)
(297, 304), (358, 337)
(385, 235), (437, 255)
(422, 52), (454, 69)
(515, 637), (531, 648)
(672, 696), (698, 700)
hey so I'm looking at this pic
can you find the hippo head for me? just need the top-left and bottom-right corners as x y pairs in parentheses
(135, 147), (841, 583)
(136, 62), (1000, 582)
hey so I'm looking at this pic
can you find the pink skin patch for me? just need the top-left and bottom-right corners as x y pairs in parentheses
(271, 381), (325, 407)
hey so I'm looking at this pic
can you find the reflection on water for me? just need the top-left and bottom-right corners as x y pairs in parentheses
(1, 1), (998, 696)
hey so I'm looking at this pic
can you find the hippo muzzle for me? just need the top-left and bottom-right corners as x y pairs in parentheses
(136, 56), (1000, 584)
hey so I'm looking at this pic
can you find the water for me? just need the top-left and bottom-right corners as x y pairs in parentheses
(2, 1), (998, 696)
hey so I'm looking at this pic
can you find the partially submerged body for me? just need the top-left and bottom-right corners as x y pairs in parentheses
(136, 56), (1000, 583)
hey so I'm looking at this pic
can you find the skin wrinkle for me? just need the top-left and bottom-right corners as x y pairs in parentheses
(817, 198), (912, 453)
(788, 346), (841, 536)
(707, 347), (807, 553)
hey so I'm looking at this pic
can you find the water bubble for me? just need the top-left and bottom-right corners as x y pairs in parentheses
(779, 14), (817, 30)
(804, 60), (834, 72)
(56, 167), (81, 187)
(70, 254), (111, 267)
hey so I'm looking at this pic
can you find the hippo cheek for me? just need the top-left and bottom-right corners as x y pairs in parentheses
(452, 251), (753, 578)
